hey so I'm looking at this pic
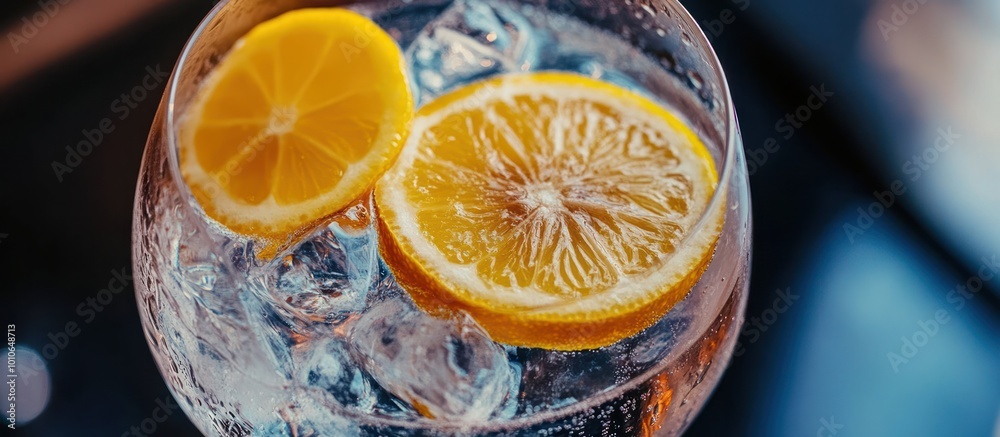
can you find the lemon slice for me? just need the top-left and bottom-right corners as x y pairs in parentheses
(179, 8), (413, 253)
(376, 72), (723, 350)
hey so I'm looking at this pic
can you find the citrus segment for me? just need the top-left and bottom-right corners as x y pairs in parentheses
(179, 8), (413, 250)
(376, 72), (723, 350)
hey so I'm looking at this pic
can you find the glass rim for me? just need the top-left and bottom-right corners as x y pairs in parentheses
(162, 0), (740, 431)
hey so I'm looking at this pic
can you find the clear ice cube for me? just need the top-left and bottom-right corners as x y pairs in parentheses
(170, 210), (247, 321)
(296, 339), (376, 412)
(408, 0), (543, 102)
(349, 297), (518, 422)
(252, 399), (361, 437)
(162, 200), (283, 381)
(157, 195), (293, 427)
(263, 206), (378, 325)
(240, 289), (306, 380)
(408, 0), (655, 103)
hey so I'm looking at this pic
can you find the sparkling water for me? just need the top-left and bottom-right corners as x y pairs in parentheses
(134, 0), (750, 435)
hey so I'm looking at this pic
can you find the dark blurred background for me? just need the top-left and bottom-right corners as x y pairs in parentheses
(1, 0), (998, 435)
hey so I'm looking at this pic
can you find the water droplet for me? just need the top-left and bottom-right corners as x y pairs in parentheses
(656, 28), (667, 37)
(681, 32), (692, 46)
(656, 51), (676, 71)
(687, 71), (704, 90)
(700, 87), (714, 105)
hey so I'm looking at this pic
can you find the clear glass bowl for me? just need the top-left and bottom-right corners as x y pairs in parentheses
(132, 0), (752, 435)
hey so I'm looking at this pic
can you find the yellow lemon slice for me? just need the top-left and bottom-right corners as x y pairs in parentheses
(376, 72), (723, 350)
(179, 8), (413, 254)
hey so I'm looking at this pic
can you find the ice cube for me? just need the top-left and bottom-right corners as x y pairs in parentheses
(408, 0), (543, 102)
(167, 198), (248, 321)
(263, 216), (378, 325)
(241, 289), (309, 380)
(349, 297), (517, 422)
(364, 260), (408, 306)
(295, 339), (376, 412)
(253, 399), (361, 437)
(162, 200), (280, 377)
